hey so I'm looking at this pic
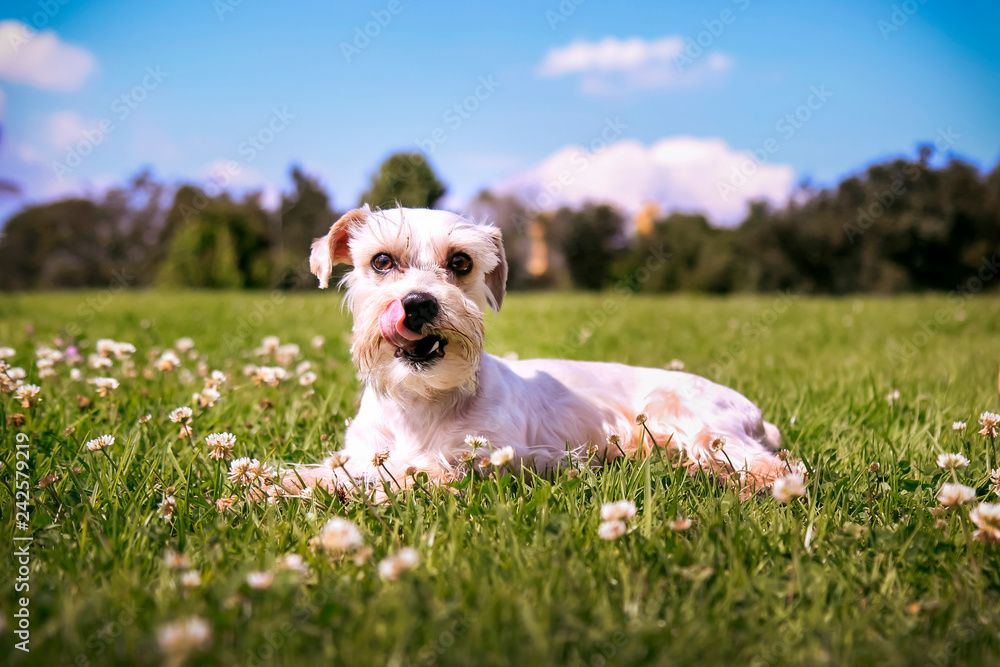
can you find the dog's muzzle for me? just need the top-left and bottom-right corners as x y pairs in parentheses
(379, 296), (447, 364)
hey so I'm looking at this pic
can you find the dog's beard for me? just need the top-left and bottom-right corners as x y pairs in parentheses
(350, 291), (485, 402)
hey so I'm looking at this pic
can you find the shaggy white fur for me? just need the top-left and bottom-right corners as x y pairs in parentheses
(294, 206), (785, 498)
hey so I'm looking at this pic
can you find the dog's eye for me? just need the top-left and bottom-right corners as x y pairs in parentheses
(449, 252), (473, 276)
(371, 253), (395, 273)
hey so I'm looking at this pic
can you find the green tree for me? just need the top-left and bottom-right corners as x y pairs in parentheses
(359, 152), (446, 209)
(552, 204), (624, 290)
(157, 189), (273, 289)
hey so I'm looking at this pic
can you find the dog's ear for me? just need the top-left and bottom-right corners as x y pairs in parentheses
(484, 226), (508, 312)
(310, 206), (370, 288)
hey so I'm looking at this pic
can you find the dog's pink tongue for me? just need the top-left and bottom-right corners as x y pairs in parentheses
(379, 299), (424, 348)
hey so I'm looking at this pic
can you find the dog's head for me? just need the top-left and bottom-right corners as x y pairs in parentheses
(310, 206), (507, 400)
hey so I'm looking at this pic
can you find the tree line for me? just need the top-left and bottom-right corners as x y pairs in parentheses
(1, 146), (997, 294)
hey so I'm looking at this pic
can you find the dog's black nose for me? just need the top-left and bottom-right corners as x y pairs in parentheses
(401, 292), (439, 332)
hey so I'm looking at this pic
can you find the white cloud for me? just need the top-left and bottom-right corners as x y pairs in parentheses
(494, 136), (795, 226)
(0, 21), (95, 91)
(538, 36), (730, 95)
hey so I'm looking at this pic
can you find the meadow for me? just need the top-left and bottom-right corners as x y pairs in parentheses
(1, 290), (999, 667)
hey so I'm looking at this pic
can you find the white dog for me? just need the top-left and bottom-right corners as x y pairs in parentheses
(296, 205), (786, 497)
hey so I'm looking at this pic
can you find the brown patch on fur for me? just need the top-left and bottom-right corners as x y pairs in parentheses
(310, 207), (370, 287)
(484, 227), (507, 311)
(645, 389), (693, 422)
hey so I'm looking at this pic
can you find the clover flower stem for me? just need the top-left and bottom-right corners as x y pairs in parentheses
(99, 448), (117, 477)
(612, 440), (627, 460)
(956, 512), (980, 577)
(336, 462), (400, 547)
(378, 463), (402, 491)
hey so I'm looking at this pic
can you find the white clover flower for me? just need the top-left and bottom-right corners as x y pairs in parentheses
(772, 473), (808, 503)
(180, 571), (202, 588)
(85, 434), (115, 452)
(36, 346), (63, 362)
(299, 371), (317, 386)
(243, 363), (259, 377)
(490, 445), (515, 467)
(15, 384), (41, 408)
(275, 343), (300, 365)
(229, 458), (273, 487)
(0, 346), (15, 359)
(156, 350), (181, 372)
(324, 451), (350, 469)
(295, 360), (312, 374)
(113, 342), (136, 360)
(36, 358), (54, 370)
(164, 550), (191, 569)
(95, 339), (117, 357)
(193, 387), (220, 408)
(158, 495), (178, 520)
(601, 499), (637, 522)
(175, 337), (196, 353)
(38, 367), (56, 379)
(310, 335), (325, 349)
(274, 553), (309, 575)
(70, 368), (83, 382)
(378, 547), (419, 581)
(157, 617), (211, 661)
(953, 421), (967, 431)
(246, 571), (274, 590)
(318, 517), (364, 554)
(937, 482), (976, 508)
(668, 517), (692, 531)
(980, 412), (1000, 438)
(464, 435), (489, 450)
(252, 366), (286, 387)
(666, 359), (685, 371)
(970, 502), (1000, 543)
(88, 376), (120, 397)
(169, 407), (193, 423)
(260, 336), (281, 354)
(205, 432), (236, 460)
(204, 370), (227, 389)
(936, 452), (970, 470)
(228, 457), (253, 486)
(886, 389), (900, 404)
(7, 367), (26, 380)
(88, 353), (113, 369)
(598, 520), (627, 540)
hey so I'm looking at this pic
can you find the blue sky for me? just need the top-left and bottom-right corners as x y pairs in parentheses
(1, 0), (998, 224)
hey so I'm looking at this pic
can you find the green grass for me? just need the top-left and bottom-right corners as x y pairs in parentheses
(1, 290), (999, 667)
